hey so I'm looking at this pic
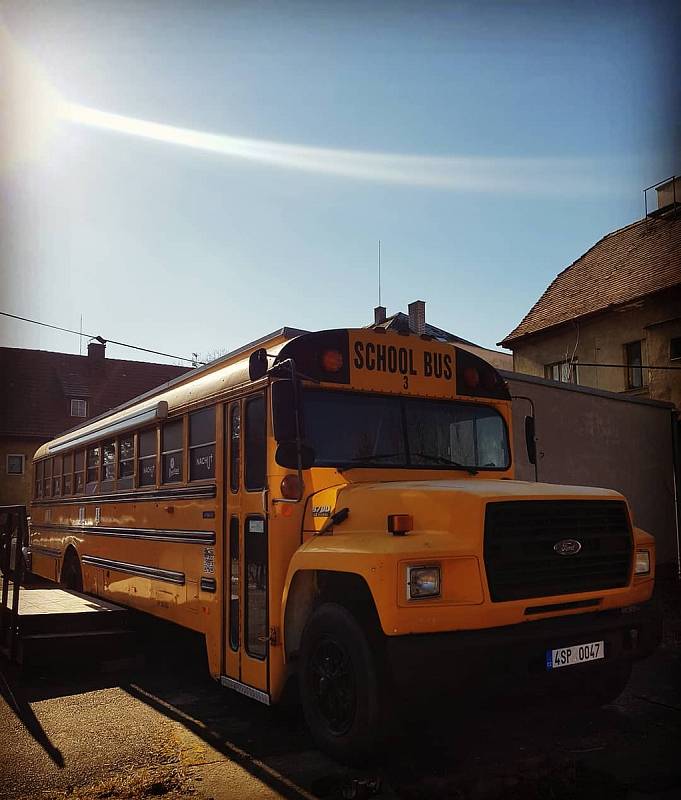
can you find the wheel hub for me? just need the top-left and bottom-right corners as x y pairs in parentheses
(309, 636), (356, 736)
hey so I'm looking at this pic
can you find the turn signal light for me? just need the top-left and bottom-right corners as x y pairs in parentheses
(463, 367), (480, 389)
(388, 514), (413, 536)
(280, 474), (302, 500)
(320, 348), (344, 373)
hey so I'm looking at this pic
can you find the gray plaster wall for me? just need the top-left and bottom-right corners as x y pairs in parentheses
(505, 372), (679, 568)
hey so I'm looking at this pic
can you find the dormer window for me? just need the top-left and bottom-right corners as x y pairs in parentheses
(71, 399), (88, 417)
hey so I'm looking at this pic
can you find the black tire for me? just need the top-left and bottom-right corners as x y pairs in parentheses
(299, 602), (387, 764)
(61, 550), (83, 593)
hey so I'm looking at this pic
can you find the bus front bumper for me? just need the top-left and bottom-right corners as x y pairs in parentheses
(384, 600), (662, 693)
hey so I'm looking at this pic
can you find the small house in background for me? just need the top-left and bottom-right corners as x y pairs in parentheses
(370, 300), (513, 371)
(499, 176), (681, 417)
(0, 341), (191, 506)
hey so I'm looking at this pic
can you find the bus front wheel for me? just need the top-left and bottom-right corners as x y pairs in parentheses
(299, 602), (386, 764)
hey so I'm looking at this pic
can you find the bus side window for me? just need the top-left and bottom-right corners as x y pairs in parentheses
(138, 429), (157, 487)
(86, 446), (100, 494)
(229, 402), (240, 493)
(101, 440), (116, 492)
(162, 419), (184, 484)
(35, 460), (44, 499)
(118, 435), (135, 490)
(74, 449), (85, 494)
(53, 454), (63, 497)
(244, 395), (266, 491)
(189, 407), (215, 481)
(43, 457), (52, 498)
(63, 452), (73, 495)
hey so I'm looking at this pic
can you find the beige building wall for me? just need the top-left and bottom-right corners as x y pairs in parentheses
(0, 438), (43, 507)
(646, 315), (681, 412)
(457, 343), (512, 371)
(510, 286), (681, 410)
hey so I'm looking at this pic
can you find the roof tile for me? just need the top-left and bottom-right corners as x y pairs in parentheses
(0, 348), (190, 439)
(499, 212), (681, 346)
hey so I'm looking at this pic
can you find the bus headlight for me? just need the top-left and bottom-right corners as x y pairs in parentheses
(407, 565), (441, 599)
(634, 550), (650, 575)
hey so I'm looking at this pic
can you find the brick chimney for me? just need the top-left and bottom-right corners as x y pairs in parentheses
(408, 300), (426, 335)
(374, 305), (387, 325)
(88, 341), (106, 363)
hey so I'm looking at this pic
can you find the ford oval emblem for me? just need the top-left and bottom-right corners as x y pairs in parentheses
(554, 539), (582, 556)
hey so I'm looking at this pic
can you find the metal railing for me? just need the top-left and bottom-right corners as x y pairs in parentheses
(0, 505), (28, 662)
(644, 175), (678, 217)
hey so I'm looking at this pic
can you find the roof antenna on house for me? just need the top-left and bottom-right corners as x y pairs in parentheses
(79, 314), (83, 355)
(378, 239), (382, 307)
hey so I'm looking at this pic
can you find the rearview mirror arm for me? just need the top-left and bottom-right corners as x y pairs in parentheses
(272, 358), (306, 505)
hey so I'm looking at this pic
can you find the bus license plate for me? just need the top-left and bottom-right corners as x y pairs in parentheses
(546, 640), (604, 670)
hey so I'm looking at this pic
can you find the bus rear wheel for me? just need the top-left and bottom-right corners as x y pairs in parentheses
(61, 550), (83, 593)
(299, 602), (386, 764)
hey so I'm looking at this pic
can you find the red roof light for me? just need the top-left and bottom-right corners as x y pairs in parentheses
(320, 349), (344, 373)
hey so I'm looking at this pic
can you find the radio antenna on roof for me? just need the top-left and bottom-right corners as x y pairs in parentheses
(378, 239), (381, 307)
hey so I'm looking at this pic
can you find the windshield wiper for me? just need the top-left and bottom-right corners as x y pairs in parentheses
(340, 453), (404, 469)
(412, 452), (478, 475)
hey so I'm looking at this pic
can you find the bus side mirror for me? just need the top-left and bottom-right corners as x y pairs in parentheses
(525, 415), (537, 465)
(249, 348), (269, 381)
(272, 380), (304, 441)
(275, 441), (315, 470)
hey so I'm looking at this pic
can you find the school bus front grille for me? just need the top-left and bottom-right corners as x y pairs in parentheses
(483, 500), (632, 602)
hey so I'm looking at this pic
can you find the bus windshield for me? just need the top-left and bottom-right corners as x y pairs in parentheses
(302, 389), (510, 470)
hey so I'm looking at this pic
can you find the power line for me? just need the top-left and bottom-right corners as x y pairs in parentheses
(0, 311), (204, 365)
(560, 361), (681, 371)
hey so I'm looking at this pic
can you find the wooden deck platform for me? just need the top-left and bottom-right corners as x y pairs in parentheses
(1, 579), (133, 667)
(3, 583), (125, 617)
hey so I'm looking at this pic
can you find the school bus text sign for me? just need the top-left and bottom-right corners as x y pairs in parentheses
(348, 331), (456, 398)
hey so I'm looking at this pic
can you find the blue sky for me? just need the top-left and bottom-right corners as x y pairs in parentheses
(1, 0), (679, 364)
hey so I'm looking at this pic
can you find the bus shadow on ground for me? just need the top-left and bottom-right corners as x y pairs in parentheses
(118, 617), (681, 800)
(7, 614), (681, 800)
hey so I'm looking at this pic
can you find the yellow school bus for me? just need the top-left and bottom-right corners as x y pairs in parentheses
(29, 327), (659, 762)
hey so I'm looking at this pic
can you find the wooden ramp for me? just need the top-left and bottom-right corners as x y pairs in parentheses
(1, 579), (134, 668)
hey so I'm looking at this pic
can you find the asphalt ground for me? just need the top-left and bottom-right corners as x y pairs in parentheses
(0, 586), (680, 800)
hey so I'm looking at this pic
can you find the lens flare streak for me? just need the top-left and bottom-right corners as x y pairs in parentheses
(63, 102), (605, 195)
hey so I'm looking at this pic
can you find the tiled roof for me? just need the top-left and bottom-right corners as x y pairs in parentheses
(371, 311), (478, 346)
(369, 311), (512, 370)
(499, 211), (681, 347)
(0, 347), (191, 439)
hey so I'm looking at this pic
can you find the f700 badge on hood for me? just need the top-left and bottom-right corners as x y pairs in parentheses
(312, 505), (332, 518)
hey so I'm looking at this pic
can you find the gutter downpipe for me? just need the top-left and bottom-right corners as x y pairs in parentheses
(671, 410), (681, 581)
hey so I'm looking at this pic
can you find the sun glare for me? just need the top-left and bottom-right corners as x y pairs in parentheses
(2, 24), (607, 195)
(0, 24), (65, 170)
(62, 102), (604, 195)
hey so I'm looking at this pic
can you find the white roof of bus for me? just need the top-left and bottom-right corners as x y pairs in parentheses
(34, 326), (307, 460)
